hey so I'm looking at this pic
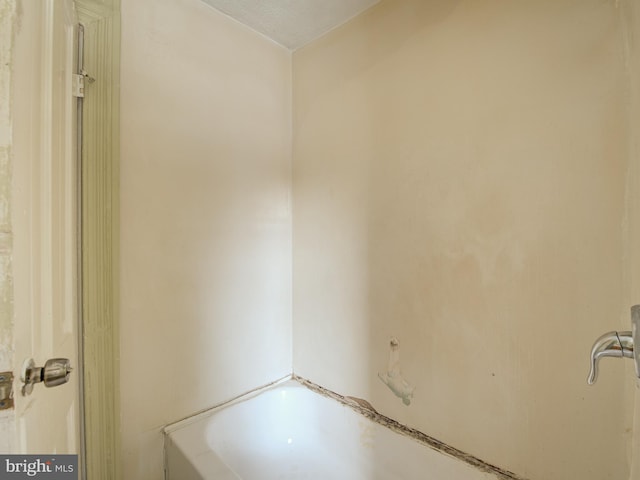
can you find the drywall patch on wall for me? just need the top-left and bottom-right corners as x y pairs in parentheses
(378, 337), (414, 405)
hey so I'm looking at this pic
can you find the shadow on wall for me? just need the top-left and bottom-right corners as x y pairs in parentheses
(120, 0), (293, 477)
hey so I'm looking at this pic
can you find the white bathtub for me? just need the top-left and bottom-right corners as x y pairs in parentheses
(164, 378), (518, 480)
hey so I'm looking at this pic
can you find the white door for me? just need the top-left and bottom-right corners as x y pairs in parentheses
(11, 0), (81, 461)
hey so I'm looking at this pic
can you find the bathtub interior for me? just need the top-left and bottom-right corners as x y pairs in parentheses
(164, 379), (507, 480)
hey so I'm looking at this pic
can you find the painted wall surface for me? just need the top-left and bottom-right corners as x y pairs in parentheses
(120, 0), (292, 477)
(0, 0), (14, 375)
(625, 0), (640, 477)
(0, 0), (15, 452)
(293, 1), (632, 479)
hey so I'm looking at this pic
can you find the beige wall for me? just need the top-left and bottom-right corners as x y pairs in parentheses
(293, 1), (633, 479)
(120, 0), (292, 477)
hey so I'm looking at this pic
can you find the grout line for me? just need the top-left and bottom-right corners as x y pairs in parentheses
(293, 375), (527, 480)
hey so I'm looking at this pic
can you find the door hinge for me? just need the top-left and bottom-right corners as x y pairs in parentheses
(0, 372), (14, 410)
(72, 70), (95, 98)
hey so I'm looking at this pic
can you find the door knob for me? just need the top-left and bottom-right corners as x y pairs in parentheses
(21, 358), (72, 396)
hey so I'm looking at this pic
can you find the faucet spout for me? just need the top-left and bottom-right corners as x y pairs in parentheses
(587, 331), (633, 385)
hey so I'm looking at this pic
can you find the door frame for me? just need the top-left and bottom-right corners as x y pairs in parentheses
(75, 0), (121, 478)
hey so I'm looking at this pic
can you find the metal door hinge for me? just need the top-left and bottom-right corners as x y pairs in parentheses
(72, 70), (95, 98)
(0, 372), (14, 410)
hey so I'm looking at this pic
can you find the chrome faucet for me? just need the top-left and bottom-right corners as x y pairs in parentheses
(587, 305), (640, 384)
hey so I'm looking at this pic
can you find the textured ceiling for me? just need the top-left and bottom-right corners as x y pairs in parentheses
(200, 0), (381, 50)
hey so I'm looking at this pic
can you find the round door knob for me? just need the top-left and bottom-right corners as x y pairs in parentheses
(43, 358), (72, 387)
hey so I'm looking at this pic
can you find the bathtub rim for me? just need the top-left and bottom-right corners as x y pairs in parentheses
(163, 374), (525, 480)
(163, 374), (293, 436)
